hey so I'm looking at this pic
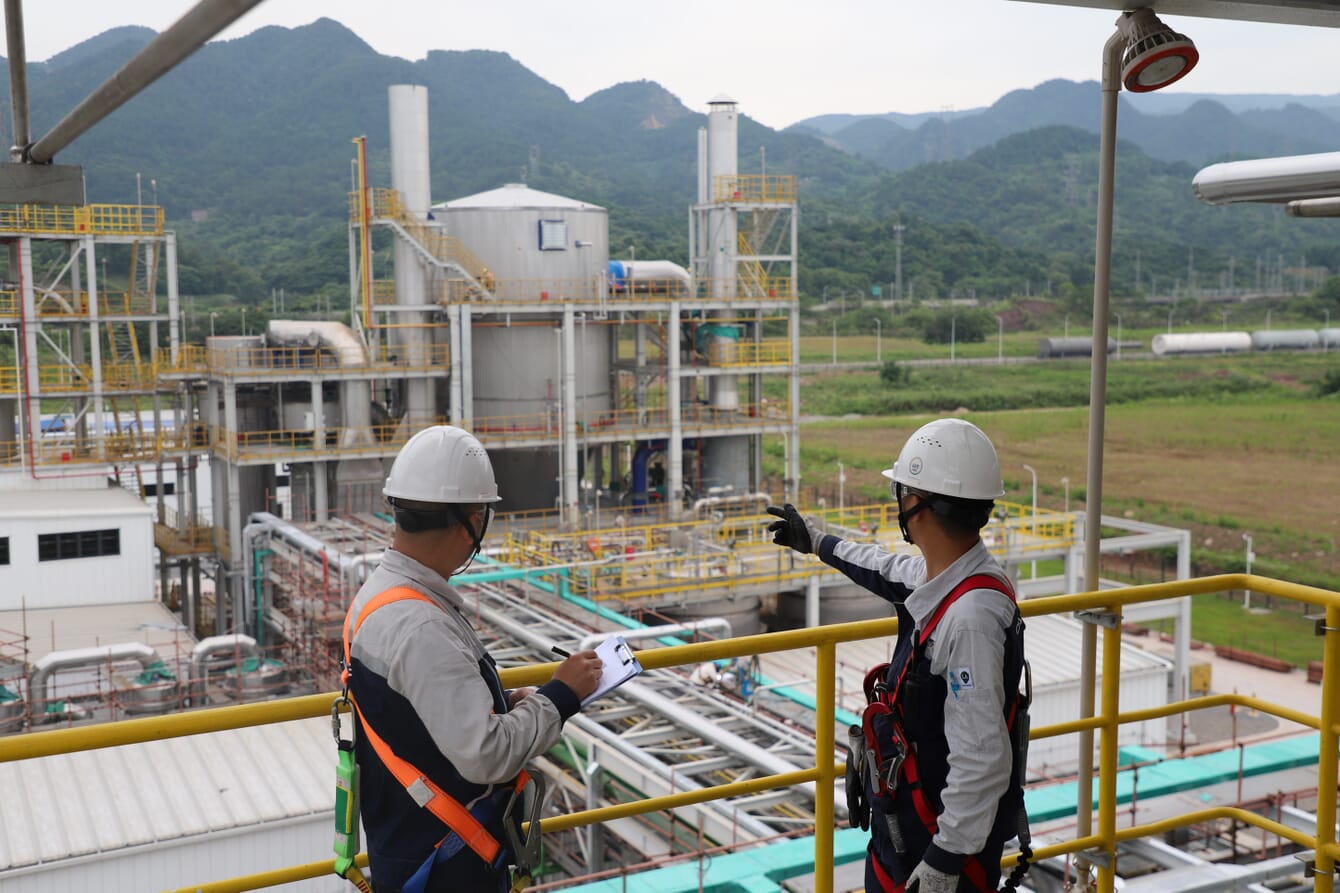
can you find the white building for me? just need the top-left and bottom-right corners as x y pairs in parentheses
(0, 488), (154, 610)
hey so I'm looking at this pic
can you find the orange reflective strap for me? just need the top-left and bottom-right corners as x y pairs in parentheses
(342, 585), (510, 866)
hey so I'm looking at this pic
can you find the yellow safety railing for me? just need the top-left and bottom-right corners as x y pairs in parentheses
(2, 574), (1337, 893)
(707, 338), (791, 367)
(0, 288), (160, 318)
(167, 342), (452, 377)
(0, 203), (164, 236)
(713, 174), (798, 204)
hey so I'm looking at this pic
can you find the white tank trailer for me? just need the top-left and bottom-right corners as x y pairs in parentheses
(1151, 332), (1253, 356)
(1250, 329), (1321, 351)
(1037, 337), (1117, 358)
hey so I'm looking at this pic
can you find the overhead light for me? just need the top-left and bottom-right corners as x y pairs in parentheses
(1118, 8), (1199, 93)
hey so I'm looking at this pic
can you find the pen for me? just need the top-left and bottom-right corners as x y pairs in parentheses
(551, 645), (571, 658)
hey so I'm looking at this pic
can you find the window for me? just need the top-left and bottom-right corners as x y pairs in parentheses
(143, 482), (175, 497)
(538, 219), (567, 251)
(37, 528), (120, 562)
(0, 537), (8, 565)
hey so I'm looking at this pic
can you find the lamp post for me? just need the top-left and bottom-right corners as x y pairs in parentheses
(1080, 12), (1198, 882)
(837, 460), (846, 523)
(1022, 463), (1037, 579)
(209, 312), (217, 337)
(1167, 308), (1174, 334)
(873, 317), (882, 364)
(241, 307), (247, 336)
(1115, 313), (1122, 360)
(1064, 314), (1070, 339)
(950, 313), (956, 363)
(831, 319), (837, 366)
(1243, 533), (1255, 610)
(996, 314), (1004, 365)
(1061, 476), (1070, 515)
(1222, 309), (1229, 330)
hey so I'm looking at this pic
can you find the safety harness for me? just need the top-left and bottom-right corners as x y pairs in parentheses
(853, 573), (1033, 893)
(334, 586), (541, 893)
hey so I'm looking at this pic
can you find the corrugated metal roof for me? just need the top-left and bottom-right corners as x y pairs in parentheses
(437, 183), (604, 211)
(0, 487), (152, 519)
(0, 602), (191, 665)
(758, 612), (1171, 718)
(0, 717), (332, 869)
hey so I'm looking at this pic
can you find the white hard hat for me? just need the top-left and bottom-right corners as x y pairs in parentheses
(384, 425), (501, 504)
(881, 418), (1004, 500)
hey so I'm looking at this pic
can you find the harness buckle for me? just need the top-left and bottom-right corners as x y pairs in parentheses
(332, 695), (354, 747)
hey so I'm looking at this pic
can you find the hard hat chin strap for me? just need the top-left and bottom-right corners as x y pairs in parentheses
(449, 504), (492, 577)
(895, 483), (931, 545)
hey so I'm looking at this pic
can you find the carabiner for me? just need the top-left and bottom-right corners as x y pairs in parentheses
(332, 694), (355, 746)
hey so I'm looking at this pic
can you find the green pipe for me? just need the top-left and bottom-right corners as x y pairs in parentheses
(253, 548), (273, 648)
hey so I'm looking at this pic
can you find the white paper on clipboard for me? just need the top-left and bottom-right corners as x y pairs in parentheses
(582, 635), (643, 706)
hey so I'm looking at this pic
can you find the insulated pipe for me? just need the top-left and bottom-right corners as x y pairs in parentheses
(29, 643), (159, 710)
(5, 0), (31, 161)
(1286, 196), (1340, 217)
(577, 619), (733, 653)
(667, 302), (683, 519)
(564, 712), (776, 840)
(265, 321), (373, 444)
(26, 0), (265, 163)
(1193, 151), (1340, 205)
(243, 512), (371, 596)
(477, 599), (818, 806)
(189, 634), (261, 683)
(562, 308), (579, 524)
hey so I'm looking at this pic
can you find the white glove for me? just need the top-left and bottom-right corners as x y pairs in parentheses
(906, 860), (958, 893)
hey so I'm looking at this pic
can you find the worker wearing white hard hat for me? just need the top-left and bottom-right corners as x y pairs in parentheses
(342, 426), (603, 893)
(767, 419), (1032, 893)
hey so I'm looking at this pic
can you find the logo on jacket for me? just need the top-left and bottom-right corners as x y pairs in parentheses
(948, 666), (974, 699)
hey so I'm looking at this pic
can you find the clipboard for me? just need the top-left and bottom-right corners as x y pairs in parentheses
(583, 635), (642, 706)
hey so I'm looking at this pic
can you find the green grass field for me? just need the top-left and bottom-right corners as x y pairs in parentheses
(765, 345), (1340, 666)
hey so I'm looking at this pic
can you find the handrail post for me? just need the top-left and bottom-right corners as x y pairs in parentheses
(816, 640), (836, 893)
(1315, 602), (1340, 891)
(1097, 603), (1123, 892)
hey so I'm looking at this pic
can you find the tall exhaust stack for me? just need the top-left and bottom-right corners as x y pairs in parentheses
(388, 85), (436, 426)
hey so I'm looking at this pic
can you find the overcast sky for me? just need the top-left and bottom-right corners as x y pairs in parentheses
(15, 1), (1340, 130)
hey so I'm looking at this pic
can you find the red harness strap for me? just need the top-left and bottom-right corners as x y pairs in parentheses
(342, 586), (527, 866)
(881, 573), (1017, 890)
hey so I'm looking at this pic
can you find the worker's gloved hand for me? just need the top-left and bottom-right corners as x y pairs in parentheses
(765, 503), (821, 554)
(905, 860), (959, 893)
(844, 747), (869, 830)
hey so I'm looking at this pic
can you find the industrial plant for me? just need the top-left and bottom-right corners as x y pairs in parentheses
(1, 33), (1337, 893)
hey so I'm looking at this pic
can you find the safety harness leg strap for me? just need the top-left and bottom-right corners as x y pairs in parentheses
(342, 585), (525, 868)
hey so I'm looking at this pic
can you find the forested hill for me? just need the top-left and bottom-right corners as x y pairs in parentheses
(791, 79), (1340, 171)
(1, 20), (1335, 307)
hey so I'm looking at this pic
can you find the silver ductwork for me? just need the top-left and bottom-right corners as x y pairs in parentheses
(1193, 151), (1340, 205)
(29, 643), (173, 718)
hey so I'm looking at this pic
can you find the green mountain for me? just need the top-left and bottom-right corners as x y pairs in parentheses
(798, 79), (1340, 170)
(0, 22), (1333, 310)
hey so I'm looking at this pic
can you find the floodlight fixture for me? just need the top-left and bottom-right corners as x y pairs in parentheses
(1118, 8), (1199, 92)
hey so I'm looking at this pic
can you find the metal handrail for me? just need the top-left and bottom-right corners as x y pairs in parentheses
(1, 573), (1336, 893)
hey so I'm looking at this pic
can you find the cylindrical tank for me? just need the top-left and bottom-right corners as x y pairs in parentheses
(1037, 337), (1116, 358)
(706, 95), (738, 299)
(702, 437), (750, 494)
(1320, 328), (1340, 349)
(205, 334), (264, 371)
(660, 596), (763, 638)
(223, 658), (290, 698)
(471, 324), (611, 421)
(116, 661), (181, 715)
(389, 84), (436, 422)
(1151, 332), (1252, 356)
(775, 583), (896, 628)
(436, 184), (608, 285)
(1251, 329), (1320, 351)
(0, 683), (24, 734)
(490, 448), (560, 513)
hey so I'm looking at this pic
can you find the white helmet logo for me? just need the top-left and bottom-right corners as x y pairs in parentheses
(909, 457), (923, 476)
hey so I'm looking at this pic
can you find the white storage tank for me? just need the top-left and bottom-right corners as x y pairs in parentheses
(1320, 328), (1340, 349)
(1151, 331), (1252, 356)
(434, 183), (608, 287)
(1250, 328), (1320, 351)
